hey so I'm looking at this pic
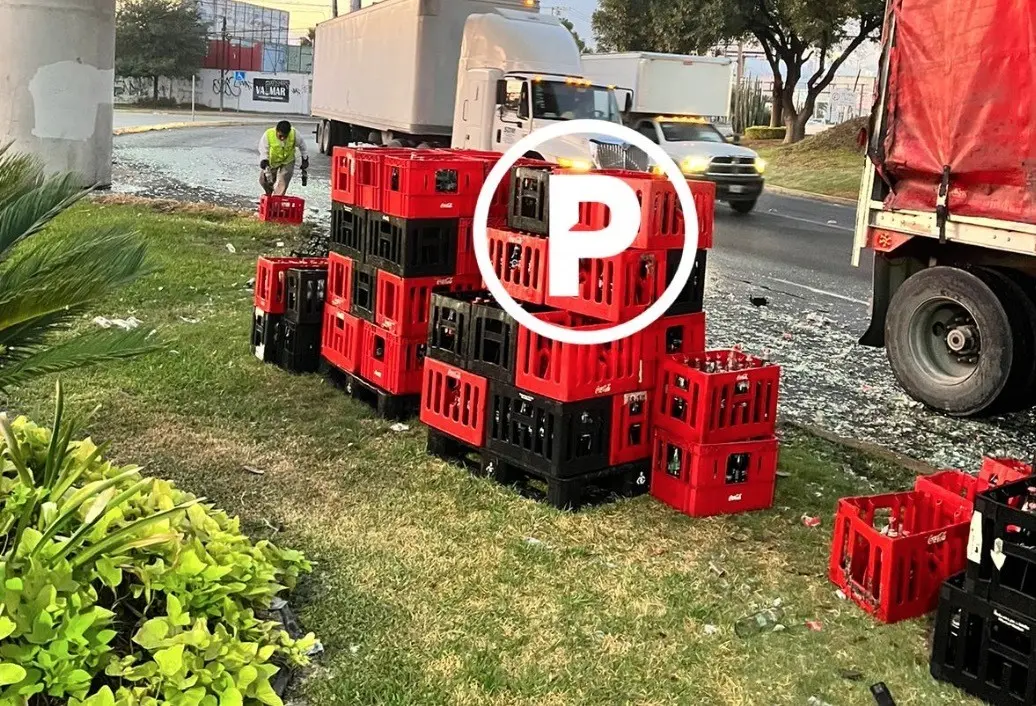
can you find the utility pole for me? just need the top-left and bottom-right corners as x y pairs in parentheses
(736, 41), (745, 87)
(219, 16), (227, 112)
(331, 0), (337, 16)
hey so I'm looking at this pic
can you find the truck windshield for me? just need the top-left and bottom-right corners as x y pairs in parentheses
(532, 82), (620, 122)
(659, 122), (727, 144)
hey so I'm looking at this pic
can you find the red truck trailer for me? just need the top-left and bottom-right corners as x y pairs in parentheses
(854, 0), (1036, 417)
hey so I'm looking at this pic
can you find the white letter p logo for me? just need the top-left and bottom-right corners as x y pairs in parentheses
(548, 174), (642, 298)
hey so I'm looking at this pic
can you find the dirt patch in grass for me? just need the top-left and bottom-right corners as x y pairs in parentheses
(5, 202), (979, 705)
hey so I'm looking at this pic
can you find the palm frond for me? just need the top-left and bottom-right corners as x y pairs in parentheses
(0, 144), (43, 206)
(0, 234), (150, 337)
(0, 227), (149, 291)
(0, 329), (163, 390)
(0, 166), (90, 261)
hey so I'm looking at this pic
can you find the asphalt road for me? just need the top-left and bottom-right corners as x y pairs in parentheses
(111, 123), (1036, 469)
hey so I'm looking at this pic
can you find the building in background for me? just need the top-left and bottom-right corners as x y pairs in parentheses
(115, 0), (314, 114)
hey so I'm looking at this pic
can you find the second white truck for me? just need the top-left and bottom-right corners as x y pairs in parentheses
(312, 0), (636, 170)
(582, 52), (767, 213)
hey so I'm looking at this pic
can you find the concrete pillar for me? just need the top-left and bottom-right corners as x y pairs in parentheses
(0, 0), (116, 186)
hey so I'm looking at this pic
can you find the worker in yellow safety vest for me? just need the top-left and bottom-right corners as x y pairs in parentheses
(259, 120), (309, 196)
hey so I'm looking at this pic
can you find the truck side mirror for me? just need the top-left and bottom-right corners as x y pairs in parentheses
(732, 134), (742, 145)
(624, 93), (634, 113)
(496, 79), (507, 107)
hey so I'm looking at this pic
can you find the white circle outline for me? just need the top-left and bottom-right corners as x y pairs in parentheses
(473, 119), (699, 345)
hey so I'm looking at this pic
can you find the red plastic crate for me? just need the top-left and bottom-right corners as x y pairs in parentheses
(332, 147), (420, 210)
(419, 358), (489, 447)
(579, 172), (716, 250)
(487, 227), (549, 305)
(649, 313), (706, 360)
(327, 252), (354, 310)
(258, 195), (305, 225)
(913, 461), (1033, 507)
(979, 457), (1033, 487)
(375, 271), (482, 338)
(650, 429), (778, 517)
(829, 489), (972, 623)
(321, 305), (363, 374)
(611, 391), (652, 465)
(654, 350), (780, 445)
(455, 217), (502, 279)
(331, 147), (359, 206)
(359, 322), (427, 395)
(515, 311), (652, 402)
(381, 153), (486, 219)
(546, 249), (664, 324)
(254, 257), (327, 314)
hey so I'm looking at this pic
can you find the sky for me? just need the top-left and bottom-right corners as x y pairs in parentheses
(252, 0), (598, 41)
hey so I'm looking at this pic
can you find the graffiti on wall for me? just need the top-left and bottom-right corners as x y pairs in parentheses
(114, 76), (195, 105)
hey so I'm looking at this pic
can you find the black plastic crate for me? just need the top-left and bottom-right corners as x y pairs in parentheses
(427, 291), (477, 367)
(365, 212), (457, 277)
(469, 295), (523, 383)
(966, 478), (1036, 619)
(486, 381), (612, 479)
(251, 309), (282, 363)
(507, 165), (551, 236)
(351, 263), (377, 322)
(664, 249), (707, 316)
(330, 202), (367, 261)
(931, 572), (1036, 705)
(483, 454), (650, 511)
(285, 268), (327, 325)
(279, 320), (322, 374)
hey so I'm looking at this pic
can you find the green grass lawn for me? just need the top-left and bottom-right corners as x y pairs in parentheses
(756, 145), (866, 201)
(7, 199), (978, 705)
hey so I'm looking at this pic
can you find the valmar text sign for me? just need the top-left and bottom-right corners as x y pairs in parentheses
(253, 78), (290, 103)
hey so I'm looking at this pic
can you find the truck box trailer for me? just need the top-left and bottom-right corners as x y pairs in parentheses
(580, 52), (734, 121)
(855, 0), (1036, 417)
(311, 0), (636, 169)
(311, 0), (539, 151)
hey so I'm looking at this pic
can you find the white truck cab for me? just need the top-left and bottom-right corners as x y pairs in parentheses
(633, 116), (765, 214)
(452, 10), (636, 169)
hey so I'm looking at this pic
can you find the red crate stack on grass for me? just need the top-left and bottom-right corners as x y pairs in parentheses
(322, 146), (486, 417)
(422, 158), (722, 511)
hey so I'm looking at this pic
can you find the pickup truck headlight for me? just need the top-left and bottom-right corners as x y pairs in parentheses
(557, 157), (593, 172)
(681, 156), (711, 174)
(754, 158), (767, 174)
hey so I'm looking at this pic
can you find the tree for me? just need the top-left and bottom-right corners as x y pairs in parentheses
(592, 0), (883, 143)
(300, 27), (316, 47)
(0, 146), (160, 391)
(116, 0), (209, 104)
(558, 16), (587, 54)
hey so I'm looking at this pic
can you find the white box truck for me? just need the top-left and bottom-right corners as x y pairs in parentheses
(312, 0), (637, 169)
(582, 52), (767, 213)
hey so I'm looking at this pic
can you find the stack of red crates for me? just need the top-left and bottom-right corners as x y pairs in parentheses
(421, 158), (717, 510)
(322, 147), (489, 402)
(830, 457), (1033, 624)
(649, 349), (781, 517)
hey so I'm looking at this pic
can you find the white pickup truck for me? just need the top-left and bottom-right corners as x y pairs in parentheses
(582, 52), (766, 213)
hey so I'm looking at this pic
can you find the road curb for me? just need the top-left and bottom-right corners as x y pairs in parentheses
(113, 120), (257, 136)
(766, 184), (858, 207)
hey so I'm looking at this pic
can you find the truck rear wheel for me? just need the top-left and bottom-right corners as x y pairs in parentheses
(885, 266), (1014, 416)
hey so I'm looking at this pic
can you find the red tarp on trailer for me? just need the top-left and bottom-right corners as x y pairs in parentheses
(878, 0), (1036, 225)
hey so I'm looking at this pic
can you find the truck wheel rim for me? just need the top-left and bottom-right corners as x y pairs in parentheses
(909, 299), (981, 384)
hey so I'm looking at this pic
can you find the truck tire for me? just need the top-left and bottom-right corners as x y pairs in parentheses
(318, 121), (332, 155)
(885, 266), (1014, 416)
(981, 267), (1036, 411)
(730, 199), (757, 215)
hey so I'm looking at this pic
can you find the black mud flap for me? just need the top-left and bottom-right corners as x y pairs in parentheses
(859, 251), (891, 348)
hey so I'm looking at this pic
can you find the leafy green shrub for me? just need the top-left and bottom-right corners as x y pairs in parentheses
(744, 126), (788, 141)
(0, 384), (315, 705)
